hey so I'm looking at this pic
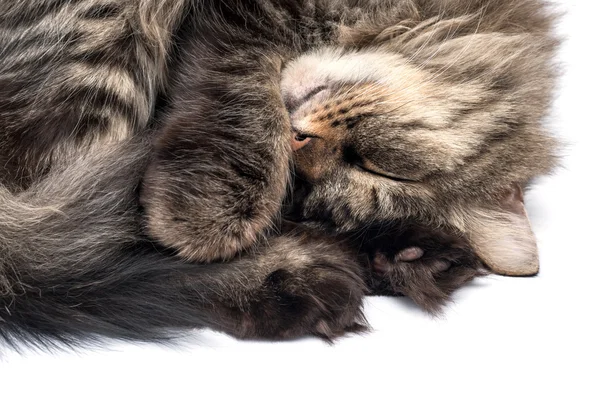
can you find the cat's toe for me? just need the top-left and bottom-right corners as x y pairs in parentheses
(372, 246), (426, 273)
(394, 246), (425, 262)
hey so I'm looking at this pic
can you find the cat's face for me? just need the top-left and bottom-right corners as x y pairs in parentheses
(281, 41), (557, 277)
(282, 48), (471, 229)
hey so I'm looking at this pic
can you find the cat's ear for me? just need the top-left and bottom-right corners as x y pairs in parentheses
(463, 184), (539, 276)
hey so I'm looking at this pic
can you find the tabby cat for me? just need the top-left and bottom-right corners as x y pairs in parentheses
(0, 0), (559, 349)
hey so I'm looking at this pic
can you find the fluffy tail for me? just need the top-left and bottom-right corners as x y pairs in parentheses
(0, 139), (215, 350)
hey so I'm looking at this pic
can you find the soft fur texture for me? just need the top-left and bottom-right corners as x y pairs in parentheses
(0, 0), (559, 350)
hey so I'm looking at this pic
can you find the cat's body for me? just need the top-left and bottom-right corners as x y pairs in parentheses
(0, 0), (559, 349)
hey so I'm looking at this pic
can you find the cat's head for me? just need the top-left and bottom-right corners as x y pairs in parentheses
(281, 13), (559, 276)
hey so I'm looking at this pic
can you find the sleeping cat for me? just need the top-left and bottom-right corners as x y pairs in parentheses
(0, 0), (559, 348)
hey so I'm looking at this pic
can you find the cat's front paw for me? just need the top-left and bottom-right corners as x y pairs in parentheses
(366, 230), (487, 313)
(141, 160), (286, 263)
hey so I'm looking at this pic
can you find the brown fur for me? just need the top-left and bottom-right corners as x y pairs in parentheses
(282, 0), (560, 277)
(0, 0), (561, 348)
(0, 0), (187, 190)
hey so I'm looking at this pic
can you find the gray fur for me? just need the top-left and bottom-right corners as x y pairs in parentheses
(0, 0), (560, 349)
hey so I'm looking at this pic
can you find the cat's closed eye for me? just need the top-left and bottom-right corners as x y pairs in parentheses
(341, 145), (420, 183)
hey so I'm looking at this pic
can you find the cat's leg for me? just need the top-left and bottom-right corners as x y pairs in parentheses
(0, 223), (366, 343)
(362, 227), (487, 313)
(141, 44), (292, 263)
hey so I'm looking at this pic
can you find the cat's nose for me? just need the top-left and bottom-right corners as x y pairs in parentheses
(291, 128), (312, 151)
(289, 105), (319, 152)
(285, 86), (329, 152)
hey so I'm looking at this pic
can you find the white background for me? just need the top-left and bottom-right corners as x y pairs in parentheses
(1, 1), (598, 398)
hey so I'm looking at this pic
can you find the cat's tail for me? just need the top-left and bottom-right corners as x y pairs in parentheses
(0, 139), (216, 351)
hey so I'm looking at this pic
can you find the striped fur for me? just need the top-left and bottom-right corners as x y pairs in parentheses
(283, 0), (560, 276)
(0, 0), (560, 349)
(0, 0), (186, 189)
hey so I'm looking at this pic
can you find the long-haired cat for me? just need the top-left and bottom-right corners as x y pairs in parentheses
(0, 0), (559, 349)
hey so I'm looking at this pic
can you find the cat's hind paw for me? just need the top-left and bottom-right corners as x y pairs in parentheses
(228, 248), (368, 341)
